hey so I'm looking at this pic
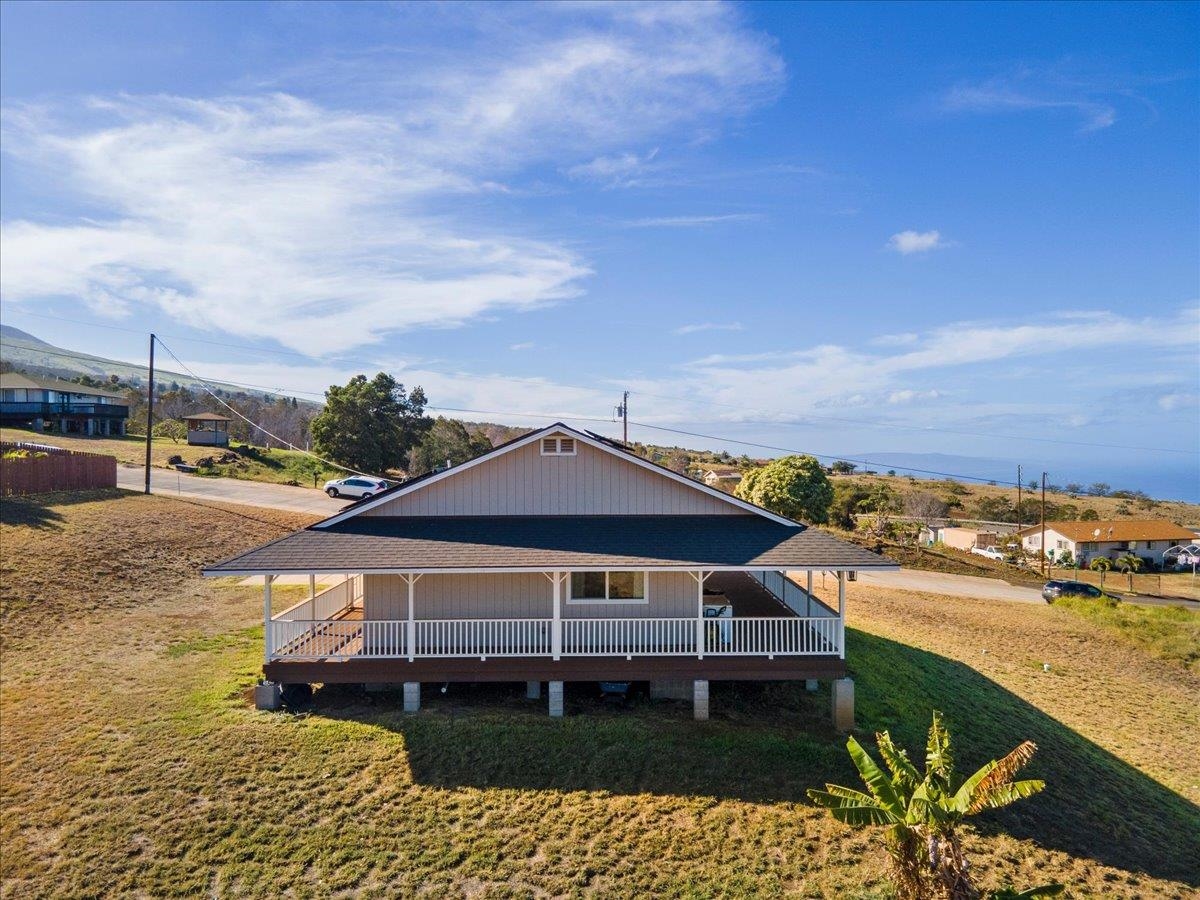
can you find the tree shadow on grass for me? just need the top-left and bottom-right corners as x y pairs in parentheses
(0, 488), (123, 530)
(309, 628), (1200, 885)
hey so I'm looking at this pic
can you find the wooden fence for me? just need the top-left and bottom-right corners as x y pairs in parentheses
(0, 442), (117, 496)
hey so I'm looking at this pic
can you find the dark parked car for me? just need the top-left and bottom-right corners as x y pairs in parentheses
(1041, 580), (1121, 603)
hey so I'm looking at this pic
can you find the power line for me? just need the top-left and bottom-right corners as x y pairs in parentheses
(9, 308), (1194, 456)
(3, 329), (1189, 495)
(0, 330), (1155, 497)
(629, 419), (1030, 488)
(628, 389), (1196, 456)
(151, 337), (383, 480)
(0, 340), (327, 400)
(4, 309), (622, 400)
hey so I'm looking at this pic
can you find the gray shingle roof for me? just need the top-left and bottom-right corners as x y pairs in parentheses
(203, 515), (894, 574)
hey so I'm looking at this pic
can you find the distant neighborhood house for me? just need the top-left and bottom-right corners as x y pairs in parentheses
(702, 469), (743, 488)
(1018, 519), (1196, 566)
(931, 525), (1006, 552)
(0, 372), (128, 436)
(183, 412), (232, 446)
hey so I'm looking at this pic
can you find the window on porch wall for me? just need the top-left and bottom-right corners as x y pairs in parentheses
(568, 571), (646, 602)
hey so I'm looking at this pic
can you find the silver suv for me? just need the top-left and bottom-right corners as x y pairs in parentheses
(323, 476), (389, 499)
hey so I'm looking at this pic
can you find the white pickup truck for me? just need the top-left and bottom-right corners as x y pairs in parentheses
(970, 545), (1006, 561)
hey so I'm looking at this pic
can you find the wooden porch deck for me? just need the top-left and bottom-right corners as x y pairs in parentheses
(265, 574), (844, 684)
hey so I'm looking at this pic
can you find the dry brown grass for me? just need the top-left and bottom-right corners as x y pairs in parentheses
(1, 492), (1198, 897)
(0, 427), (340, 488)
(844, 471), (1200, 524)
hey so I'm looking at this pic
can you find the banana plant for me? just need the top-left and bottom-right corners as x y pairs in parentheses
(808, 712), (1059, 900)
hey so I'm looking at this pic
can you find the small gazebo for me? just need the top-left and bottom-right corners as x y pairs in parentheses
(183, 412), (232, 447)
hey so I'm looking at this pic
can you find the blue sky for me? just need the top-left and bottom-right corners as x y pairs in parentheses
(2, 1), (1197, 498)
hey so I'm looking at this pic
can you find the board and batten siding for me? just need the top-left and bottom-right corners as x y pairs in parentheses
(363, 572), (698, 620)
(362, 437), (743, 517)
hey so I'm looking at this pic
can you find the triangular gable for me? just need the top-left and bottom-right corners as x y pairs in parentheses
(315, 422), (798, 528)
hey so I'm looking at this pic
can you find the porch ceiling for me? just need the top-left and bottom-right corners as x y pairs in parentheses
(204, 515), (894, 575)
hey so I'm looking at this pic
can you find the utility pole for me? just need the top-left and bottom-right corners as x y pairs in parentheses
(1016, 464), (1022, 531)
(616, 391), (629, 445)
(1040, 471), (1047, 577)
(144, 333), (155, 495)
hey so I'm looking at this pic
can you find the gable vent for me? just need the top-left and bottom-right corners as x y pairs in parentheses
(540, 436), (577, 456)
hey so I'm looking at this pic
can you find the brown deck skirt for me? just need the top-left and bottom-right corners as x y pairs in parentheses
(265, 655), (846, 684)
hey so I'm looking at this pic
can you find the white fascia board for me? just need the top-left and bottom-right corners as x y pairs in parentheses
(203, 563), (899, 577)
(313, 422), (798, 529)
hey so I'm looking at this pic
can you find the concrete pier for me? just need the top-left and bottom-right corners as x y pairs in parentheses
(831, 677), (855, 731)
(403, 682), (420, 713)
(693, 679), (709, 721)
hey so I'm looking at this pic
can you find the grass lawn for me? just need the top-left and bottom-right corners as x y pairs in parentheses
(1051, 594), (1200, 673)
(2, 492), (1198, 897)
(1, 426), (343, 488)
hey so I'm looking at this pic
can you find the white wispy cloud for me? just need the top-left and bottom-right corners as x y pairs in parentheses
(509, 341), (536, 351)
(939, 66), (1123, 133)
(673, 322), (745, 335)
(565, 149), (659, 187)
(887, 229), (949, 255)
(0, 3), (783, 355)
(625, 213), (761, 228)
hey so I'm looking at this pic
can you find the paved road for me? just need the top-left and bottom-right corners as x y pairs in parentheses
(855, 569), (1044, 604)
(117, 465), (341, 516)
(856, 568), (1196, 609)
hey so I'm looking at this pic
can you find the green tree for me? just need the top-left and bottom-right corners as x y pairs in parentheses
(310, 373), (430, 474)
(1079, 508), (1100, 521)
(808, 712), (1056, 900)
(972, 496), (1016, 523)
(1089, 557), (1113, 592)
(152, 419), (187, 443)
(1115, 553), (1142, 591)
(408, 417), (493, 476)
(830, 481), (873, 529)
(858, 482), (902, 540)
(735, 455), (833, 523)
(831, 459), (857, 475)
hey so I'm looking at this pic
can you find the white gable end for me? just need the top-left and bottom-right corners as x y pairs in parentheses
(362, 432), (745, 517)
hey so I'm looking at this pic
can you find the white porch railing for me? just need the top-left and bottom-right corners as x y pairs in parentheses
(272, 575), (363, 623)
(414, 618), (552, 657)
(563, 617), (697, 656)
(704, 616), (839, 656)
(267, 616), (841, 661)
(749, 570), (836, 618)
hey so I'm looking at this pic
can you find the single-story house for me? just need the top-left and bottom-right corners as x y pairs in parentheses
(204, 423), (895, 723)
(935, 526), (1003, 552)
(1017, 519), (1197, 566)
(702, 469), (743, 488)
(0, 372), (128, 436)
(183, 412), (232, 446)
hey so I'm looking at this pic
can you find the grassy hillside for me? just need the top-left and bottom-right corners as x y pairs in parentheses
(1, 426), (344, 488)
(2, 491), (1197, 896)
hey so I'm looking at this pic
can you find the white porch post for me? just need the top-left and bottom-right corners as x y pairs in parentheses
(694, 570), (708, 659)
(405, 574), (419, 661)
(307, 574), (316, 619)
(551, 572), (563, 661)
(263, 575), (275, 663)
(837, 571), (846, 660)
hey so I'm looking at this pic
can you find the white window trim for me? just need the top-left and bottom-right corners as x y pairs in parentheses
(565, 570), (650, 605)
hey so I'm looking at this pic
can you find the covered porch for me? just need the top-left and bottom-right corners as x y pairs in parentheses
(260, 568), (848, 678)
